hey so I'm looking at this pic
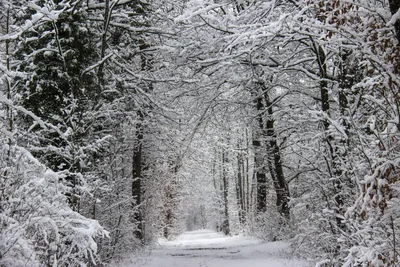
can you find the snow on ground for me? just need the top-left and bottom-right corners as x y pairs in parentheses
(123, 229), (311, 267)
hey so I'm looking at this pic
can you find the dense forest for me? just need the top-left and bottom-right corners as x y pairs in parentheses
(0, 0), (399, 266)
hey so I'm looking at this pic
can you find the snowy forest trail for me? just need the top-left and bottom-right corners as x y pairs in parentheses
(129, 230), (311, 267)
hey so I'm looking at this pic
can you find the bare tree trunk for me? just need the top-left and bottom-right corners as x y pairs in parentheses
(263, 91), (290, 220)
(389, 0), (400, 43)
(254, 95), (267, 213)
(163, 161), (180, 239)
(254, 84), (290, 219)
(313, 40), (345, 229)
(221, 148), (230, 235)
(132, 112), (144, 242)
(132, 32), (153, 244)
(245, 129), (251, 213)
(97, 0), (109, 88)
(5, 7), (12, 157)
(237, 151), (245, 224)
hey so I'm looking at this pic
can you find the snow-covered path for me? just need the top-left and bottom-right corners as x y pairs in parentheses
(127, 229), (311, 267)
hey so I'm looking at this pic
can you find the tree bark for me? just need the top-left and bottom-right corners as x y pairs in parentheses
(263, 91), (290, 220)
(132, 111), (144, 242)
(389, 0), (400, 43)
(313, 40), (348, 229)
(163, 161), (180, 239)
(4, 7), (12, 162)
(222, 148), (230, 235)
(254, 84), (290, 219)
(254, 96), (267, 213)
(236, 150), (245, 224)
(245, 128), (251, 213)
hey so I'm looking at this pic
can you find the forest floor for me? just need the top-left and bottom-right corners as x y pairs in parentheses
(123, 229), (311, 267)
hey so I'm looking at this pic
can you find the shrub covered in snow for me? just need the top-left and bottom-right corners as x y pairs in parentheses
(0, 144), (108, 267)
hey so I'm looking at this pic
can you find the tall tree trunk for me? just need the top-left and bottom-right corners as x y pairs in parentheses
(254, 84), (290, 219)
(313, 40), (346, 229)
(389, 0), (400, 43)
(4, 6), (12, 161)
(254, 96), (267, 213)
(236, 151), (245, 224)
(263, 91), (290, 220)
(97, 0), (109, 89)
(163, 161), (180, 239)
(221, 148), (230, 235)
(245, 128), (251, 213)
(132, 112), (144, 242)
(132, 35), (152, 244)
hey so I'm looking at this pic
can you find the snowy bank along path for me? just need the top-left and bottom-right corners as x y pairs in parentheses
(126, 229), (311, 267)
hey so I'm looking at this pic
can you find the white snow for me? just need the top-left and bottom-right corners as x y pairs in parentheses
(123, 230), (311, 267)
